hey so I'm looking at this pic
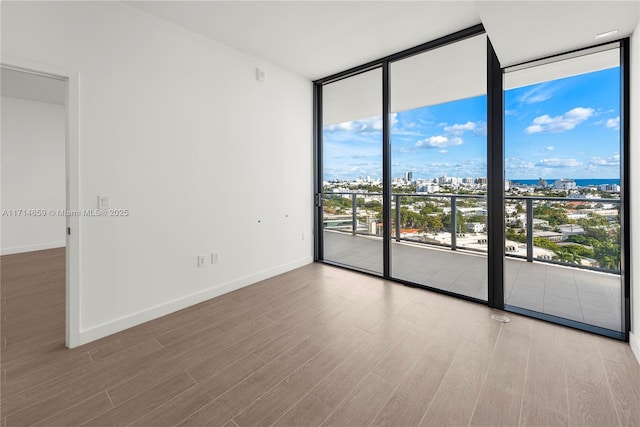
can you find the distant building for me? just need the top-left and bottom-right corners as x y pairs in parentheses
(323, 214), (354, 231)
(537, 177), (548, 187)
(600, 183), (621, 192)
(533, 230), (565, 242)
(466, 222), (485, 233)
(417, 183), (440, 193)
(567, 212), (589, 220)
(591, 208), (619, 219)
(558, 224), (585, 236)
(404, 171), (413, 182)
(476, 177), (487, 185)
(552, 179), (577, 190)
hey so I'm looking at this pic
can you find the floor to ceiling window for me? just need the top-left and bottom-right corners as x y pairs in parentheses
(503, 44), (625, 334)
(321, 68), (384, 274)
(314, 28), (629, 340)
(389, 34), (488, 300)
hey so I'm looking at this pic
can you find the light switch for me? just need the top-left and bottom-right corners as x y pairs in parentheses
(98, 195), (111, 209)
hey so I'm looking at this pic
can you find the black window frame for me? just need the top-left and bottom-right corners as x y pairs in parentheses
(313, 25), (631, 341)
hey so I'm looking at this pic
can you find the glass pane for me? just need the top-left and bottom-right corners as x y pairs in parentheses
(389, 34), (488, 300)
(322, 68), (383, 274)
(504, 46), (622, 332)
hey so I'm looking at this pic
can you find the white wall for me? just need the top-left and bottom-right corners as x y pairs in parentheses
(1, 2), (313, 345)
(630, 20), (640, 363)
(1, 96), (66, 254)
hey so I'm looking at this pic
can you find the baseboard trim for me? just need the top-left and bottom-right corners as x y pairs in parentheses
(76, 256), (314, 346)
(1, 241), (66, 255)
(630, 331), (640, 365)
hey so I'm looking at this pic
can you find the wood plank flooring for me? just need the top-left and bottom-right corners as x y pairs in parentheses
(1, 248), (639, 426)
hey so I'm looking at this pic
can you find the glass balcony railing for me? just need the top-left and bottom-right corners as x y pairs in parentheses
(323, 192), (621, 274)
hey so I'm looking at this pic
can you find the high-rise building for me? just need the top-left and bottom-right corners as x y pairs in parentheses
(404, 171), (413, 182)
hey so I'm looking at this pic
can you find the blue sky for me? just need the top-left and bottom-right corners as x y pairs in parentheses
(323, 67), (620, 181)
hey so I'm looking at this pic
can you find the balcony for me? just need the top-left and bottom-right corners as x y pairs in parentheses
(322, 192), (622, 332)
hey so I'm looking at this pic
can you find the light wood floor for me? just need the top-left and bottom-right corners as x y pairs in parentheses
(1, 248), (639, 427)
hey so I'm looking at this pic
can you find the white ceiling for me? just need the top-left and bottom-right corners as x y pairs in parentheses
(0, 68), (66, 105)
(477, 0), (639, 68)
(127, 1), (482, 80)
(3, 2), (635, 112)
(128, 1), (639, 81)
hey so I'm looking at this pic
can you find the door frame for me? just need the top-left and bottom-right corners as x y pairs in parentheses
(1, 56), (81, 348)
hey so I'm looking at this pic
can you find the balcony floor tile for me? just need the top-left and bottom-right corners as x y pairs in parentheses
(323, 231), (622, 332)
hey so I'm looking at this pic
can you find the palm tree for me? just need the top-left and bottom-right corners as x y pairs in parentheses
(555, 249), (581, 265)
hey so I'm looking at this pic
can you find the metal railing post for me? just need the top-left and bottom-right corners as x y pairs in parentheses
(451, 196), (457, 250)
(352, 194), (357, 235)
(395, 194), (401, 242)
(526, 198), (533, 262)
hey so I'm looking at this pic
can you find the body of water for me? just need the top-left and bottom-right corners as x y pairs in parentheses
(511, 178), (620, 187)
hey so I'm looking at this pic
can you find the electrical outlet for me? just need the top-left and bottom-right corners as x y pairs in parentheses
(211, 252), (219, 264)
(197, 255), (206, 268)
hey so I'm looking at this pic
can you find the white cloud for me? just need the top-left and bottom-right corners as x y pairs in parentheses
(415, 135), (463, 149)
(590, 154), (620, 167)
(546, 146), (554, 151)
(325, 113), (397, 133)
(526, 124), (544, 133)
(524, 107), (595, 134)
(443, 120), (486, 137)
(605, 116), (620, 130)
(505, 157), (534, 171)
(438, 149), (448, 154)
(326, 121), (358, 132)
(535, 158), (583, 168)
(518, 84), (554, 104)
(444, 121), (476, 135)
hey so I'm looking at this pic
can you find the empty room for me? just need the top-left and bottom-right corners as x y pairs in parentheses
(1, 1), (639, 426)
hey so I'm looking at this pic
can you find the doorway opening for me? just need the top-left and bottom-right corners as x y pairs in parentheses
(1, 63), (78, 353)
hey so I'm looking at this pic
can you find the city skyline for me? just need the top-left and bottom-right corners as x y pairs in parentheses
(323, 66), (621, 181)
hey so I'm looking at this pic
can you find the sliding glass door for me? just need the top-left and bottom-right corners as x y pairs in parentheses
(389, 34), (488, 300)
